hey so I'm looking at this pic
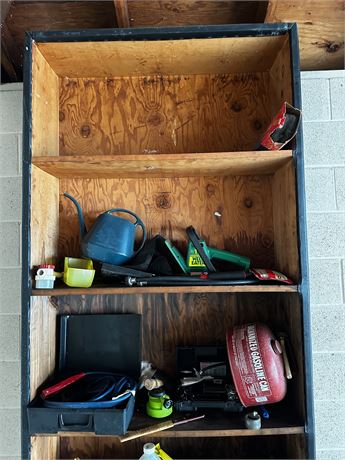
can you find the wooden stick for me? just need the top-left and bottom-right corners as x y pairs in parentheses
(120, 420), (174, 442)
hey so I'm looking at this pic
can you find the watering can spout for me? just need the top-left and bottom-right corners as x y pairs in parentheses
(64, 193), (87, 238)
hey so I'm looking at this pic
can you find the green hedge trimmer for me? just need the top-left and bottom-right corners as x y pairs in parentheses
(165, 226), (251, 274)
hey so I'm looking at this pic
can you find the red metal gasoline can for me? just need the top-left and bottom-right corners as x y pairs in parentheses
(226, 323), (286, 407)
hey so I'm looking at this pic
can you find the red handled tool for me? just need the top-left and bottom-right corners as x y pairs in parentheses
(41, 372), (86, 399)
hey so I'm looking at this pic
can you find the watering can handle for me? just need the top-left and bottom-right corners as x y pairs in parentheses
(107, 208), (147, 254)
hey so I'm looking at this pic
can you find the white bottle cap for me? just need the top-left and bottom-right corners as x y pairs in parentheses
(143, 443), (156, 454)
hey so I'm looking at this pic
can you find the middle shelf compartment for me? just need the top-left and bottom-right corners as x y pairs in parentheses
(30, 151), (299, 293)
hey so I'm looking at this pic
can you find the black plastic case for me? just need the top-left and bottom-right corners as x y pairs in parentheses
(27, 314), (141, 435)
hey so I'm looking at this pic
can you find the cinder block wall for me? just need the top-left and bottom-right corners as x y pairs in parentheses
(0, 82), (23, 460)
(0, 71), (344, 459)
(302, 70), (345, 460)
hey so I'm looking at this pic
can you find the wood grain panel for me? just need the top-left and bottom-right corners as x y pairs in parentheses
(29, 297), (57, 400)
(32, 151), (293, 179)
(30, 435), (59, 460)
(1, 20), (22, 81)
(59, 174), (274, 268)
(6, 1), (116, 52)
(60, 434), (300, 459)
(32, 45), (59, 156)
(286, 433), (307, 459)
(38, 36), (286, 77)
(59, 74), (272, 156)
(52, 293), (301, 378)
(1, 1), (22, 82)
(114, 0), (130, 27)
(275, 294), (306, 422)
(268, 34), (293, 118)
(30, 166), (59, 268)
(127, 0), (268, 27)
(266, 0), (345, 70)
(272, 161), (299, 281)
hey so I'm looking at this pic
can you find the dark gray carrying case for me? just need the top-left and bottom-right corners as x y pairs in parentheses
(27, 314), (141, 435)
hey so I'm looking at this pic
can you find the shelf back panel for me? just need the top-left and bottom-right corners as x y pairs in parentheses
(58, 72), (272, 156)
(58, 434), (306, 459)
(59, 174), (275, 269)
(32, 34), (293, 157)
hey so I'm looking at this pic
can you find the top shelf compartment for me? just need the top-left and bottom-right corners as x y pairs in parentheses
(31, 33), (292, 157)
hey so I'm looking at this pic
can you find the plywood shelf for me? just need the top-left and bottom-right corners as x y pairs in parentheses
(32, 151), (293, 179)
(127, 411), (305, 438)
(35, 411), (305, 438)
(31, 283), (298, 297)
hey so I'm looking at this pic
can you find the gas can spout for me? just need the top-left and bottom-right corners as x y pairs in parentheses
(64, 193), (87, 238)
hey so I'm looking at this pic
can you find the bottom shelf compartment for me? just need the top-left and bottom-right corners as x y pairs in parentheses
(31, 433), (307, 459)
(28, 291), (307, 458)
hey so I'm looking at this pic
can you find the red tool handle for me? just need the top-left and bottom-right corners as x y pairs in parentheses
(41, 372), (86, 399)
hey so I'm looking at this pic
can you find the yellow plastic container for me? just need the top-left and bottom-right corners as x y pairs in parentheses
(155, 444), (173, 460)
(60, 257), (95, 288)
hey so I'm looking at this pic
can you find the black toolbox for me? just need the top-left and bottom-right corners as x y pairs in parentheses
(27, 314), (141, 435)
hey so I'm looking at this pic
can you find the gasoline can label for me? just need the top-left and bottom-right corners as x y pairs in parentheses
(231, 324), (272, 402)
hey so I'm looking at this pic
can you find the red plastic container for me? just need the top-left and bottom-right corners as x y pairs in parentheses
(226, 323), (286, 407)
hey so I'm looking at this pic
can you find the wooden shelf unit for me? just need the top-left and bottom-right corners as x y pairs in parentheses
(22, 24), (314, 460)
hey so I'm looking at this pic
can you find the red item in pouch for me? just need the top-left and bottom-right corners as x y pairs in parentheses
(259, 102), (301, 150)
(251, 269), (293, 285)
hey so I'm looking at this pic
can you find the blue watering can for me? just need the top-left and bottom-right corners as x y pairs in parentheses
(64, 193), (147, 266)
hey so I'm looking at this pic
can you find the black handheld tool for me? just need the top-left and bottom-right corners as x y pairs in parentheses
(101, 263), (154, 279)
(186, 226), (217, 272)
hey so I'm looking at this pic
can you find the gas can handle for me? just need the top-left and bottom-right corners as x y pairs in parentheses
(107, 208), (147, 254)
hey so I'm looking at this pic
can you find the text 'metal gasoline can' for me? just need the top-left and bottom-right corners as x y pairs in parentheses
(227, 323), (287, 407)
